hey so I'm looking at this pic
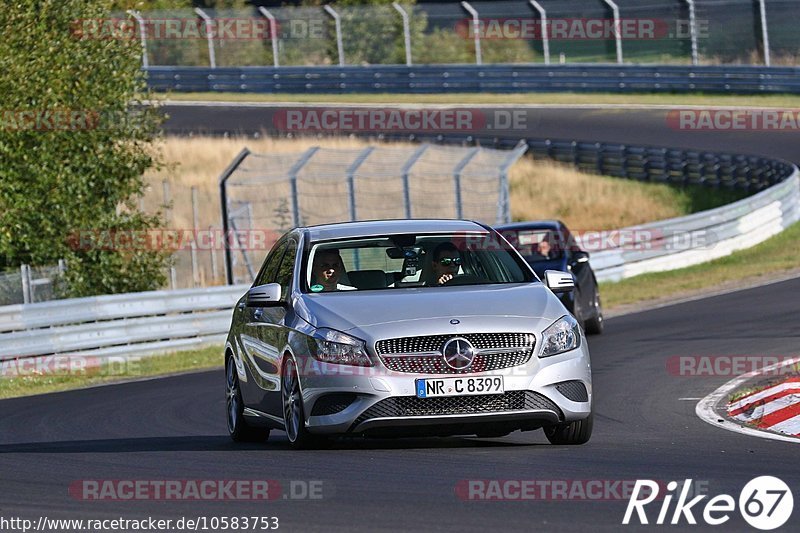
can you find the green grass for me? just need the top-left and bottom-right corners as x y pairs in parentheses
(159, 91), (800, 108)
(600, 220), (800, 309)
(0, 345), (223, 400)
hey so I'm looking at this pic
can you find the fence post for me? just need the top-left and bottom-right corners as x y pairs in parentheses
(20, 264), (31, 304)
(528, 1), (550, 65)
(400, 144), (429, 219)
(683, 0), (699, 65)
(452, 147), (479, 219)
(195, 7), (217, 69)
(602, 0), (623, 64)
(757, 0), (771, 66)
(324, 5), (345, 66)
(345, 147), (375, 221)
(219, 148), (251, 285)
(209, 225), (219, 283)
(392, 2), (413, 66)
(460, 2), (482, 65)
(191, 186), (200, 287)
(287, 147), (321, 228)
(162, 180), (172, 223)
(497, 141), (529, 224)
(126, 10), (149, 68)
(258, 7), (280, 67)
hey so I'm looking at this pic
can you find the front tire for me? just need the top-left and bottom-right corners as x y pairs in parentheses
(226, 356), (270, 443)
(584, 290), (604, 335)
(544, 413), (593, 445)
(282, 358), (327, 449)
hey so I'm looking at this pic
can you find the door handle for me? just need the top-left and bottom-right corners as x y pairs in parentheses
(253, 308), (263, 320)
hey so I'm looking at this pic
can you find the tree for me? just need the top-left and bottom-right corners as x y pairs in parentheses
(0, 0), (171, 297)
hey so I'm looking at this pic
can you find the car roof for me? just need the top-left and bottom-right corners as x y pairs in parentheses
(304, 219), (489, 242)
(495, 220), (564, 231)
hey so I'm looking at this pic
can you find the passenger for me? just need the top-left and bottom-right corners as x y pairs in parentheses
(310, 249), (356, 292)
(430, 242), (462, 286)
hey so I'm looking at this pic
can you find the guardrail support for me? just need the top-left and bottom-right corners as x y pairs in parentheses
(194, 8), (217, 69)
(258, 7), (280, 68)
(528, 1), (550, 65)
(400, 145), (429, 219)
(460, 1), (482, 65)
(683, 0), (699, 65)
(392, 2), (413, 66)
(602, 0), (623, 64)
(757, 0), (771, 66)
(324, 5), (345, 66)
(219, 148), (251, 285)
(126, 10), (149, 68)
(452, 148), (479, 219)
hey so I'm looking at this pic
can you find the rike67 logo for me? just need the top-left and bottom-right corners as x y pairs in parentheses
(623, 477), (793, 530)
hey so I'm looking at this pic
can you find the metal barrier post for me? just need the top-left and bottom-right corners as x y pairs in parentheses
(287, 147), (321, 227)
(126, 10), (149, 68)
(400, 145), (429, 219)
(219, 148), (251, 285)
(345, 147), (375, 221)
(258, 7), (280, 67)
(497, 141), (528, 224)
(452, 148), (479, 219)
(602, 0), (623, 64)
(324, 5), (345, 66)
(392, 2), (413, 66)
(529, 1), (550, 65)
(683, 0), (699, 65)
(757, 0), (771, 66)
(191, 186), (200, 287)
(195, 8), (217, 69)
(20, 264), (31, 304)
(460, 1), (482, 65)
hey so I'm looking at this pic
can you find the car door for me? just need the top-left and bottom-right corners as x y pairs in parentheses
(237, 240), (287, 409)
(253, 237), (298, 417)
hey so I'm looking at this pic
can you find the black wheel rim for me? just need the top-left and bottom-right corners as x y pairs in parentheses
(282, 360), (301, 442)
(226, 358), (241, 434)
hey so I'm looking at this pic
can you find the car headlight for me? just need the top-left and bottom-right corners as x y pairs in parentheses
(313, 328), (372, 367)
(540, 315), (581, 357)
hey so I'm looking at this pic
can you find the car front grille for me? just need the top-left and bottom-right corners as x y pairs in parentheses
(352, 391), (561, 428)
(374, 332), (535, 374)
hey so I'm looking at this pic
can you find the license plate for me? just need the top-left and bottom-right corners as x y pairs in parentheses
(416, 376), (504, 398)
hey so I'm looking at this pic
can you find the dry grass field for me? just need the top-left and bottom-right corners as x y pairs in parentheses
(142, 136), (730, 286)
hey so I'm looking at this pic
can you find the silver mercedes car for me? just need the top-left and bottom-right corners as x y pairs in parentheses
(224, 219), (592, 448)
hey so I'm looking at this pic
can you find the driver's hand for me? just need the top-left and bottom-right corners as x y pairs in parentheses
(437, 273), (454, 285)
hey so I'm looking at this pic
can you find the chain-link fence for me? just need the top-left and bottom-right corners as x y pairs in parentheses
(219, 142), (527, 285)
(115, 1), (794, 68)
(0, 263), (64, 306)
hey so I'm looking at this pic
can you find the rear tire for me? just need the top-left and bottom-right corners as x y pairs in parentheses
(584, 291), (604, 335)
(544, 413), (593, 445)
(226, 356), (270, 443)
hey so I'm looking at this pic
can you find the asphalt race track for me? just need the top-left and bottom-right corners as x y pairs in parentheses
(1, 277), (799, 532)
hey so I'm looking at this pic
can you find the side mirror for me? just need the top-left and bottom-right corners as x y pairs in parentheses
(246, 283), (282, 307)
(543, 270), (575, 294)
(572, 251), (590, 264)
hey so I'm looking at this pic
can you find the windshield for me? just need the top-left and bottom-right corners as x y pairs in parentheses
(496, 229), (566, 262)
(302, 232), (536, 292)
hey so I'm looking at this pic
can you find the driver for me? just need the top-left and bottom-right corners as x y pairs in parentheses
(311, 249), (356, 292)
(430, 242), (462, 285)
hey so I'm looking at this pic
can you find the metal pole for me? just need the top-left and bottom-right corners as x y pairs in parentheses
(324, 5), (345, 66)
(683, 0), (699, 65)
(126, 10), (149, 68)
(258, 7), (280, 67)
(219, 148), (251, 285)
(162, 179), (171, 223)
(528, 1), (550, 65)
(400, 144), (429, 219)
(345, 147), (375, 221)
(191, 186), (200, 287)
(195, 7), (217, 69)
(287, 147), (321, 228)
(20, 264), (31, 304)
(497, 141), (529, 224)
(602, 0), (623, 64)
(392, 2), (412, 66)
(452, 148), (479, 219)
(757, 0), (770, 66)
(209, 225), (219, 282)
(460, 1), (482, 65)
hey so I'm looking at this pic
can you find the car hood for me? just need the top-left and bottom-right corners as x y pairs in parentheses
(294, 283), (567, 335)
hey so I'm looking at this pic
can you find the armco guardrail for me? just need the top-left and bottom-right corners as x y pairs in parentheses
(145, 65), (800, 94)
(0, 285), (247, 362)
